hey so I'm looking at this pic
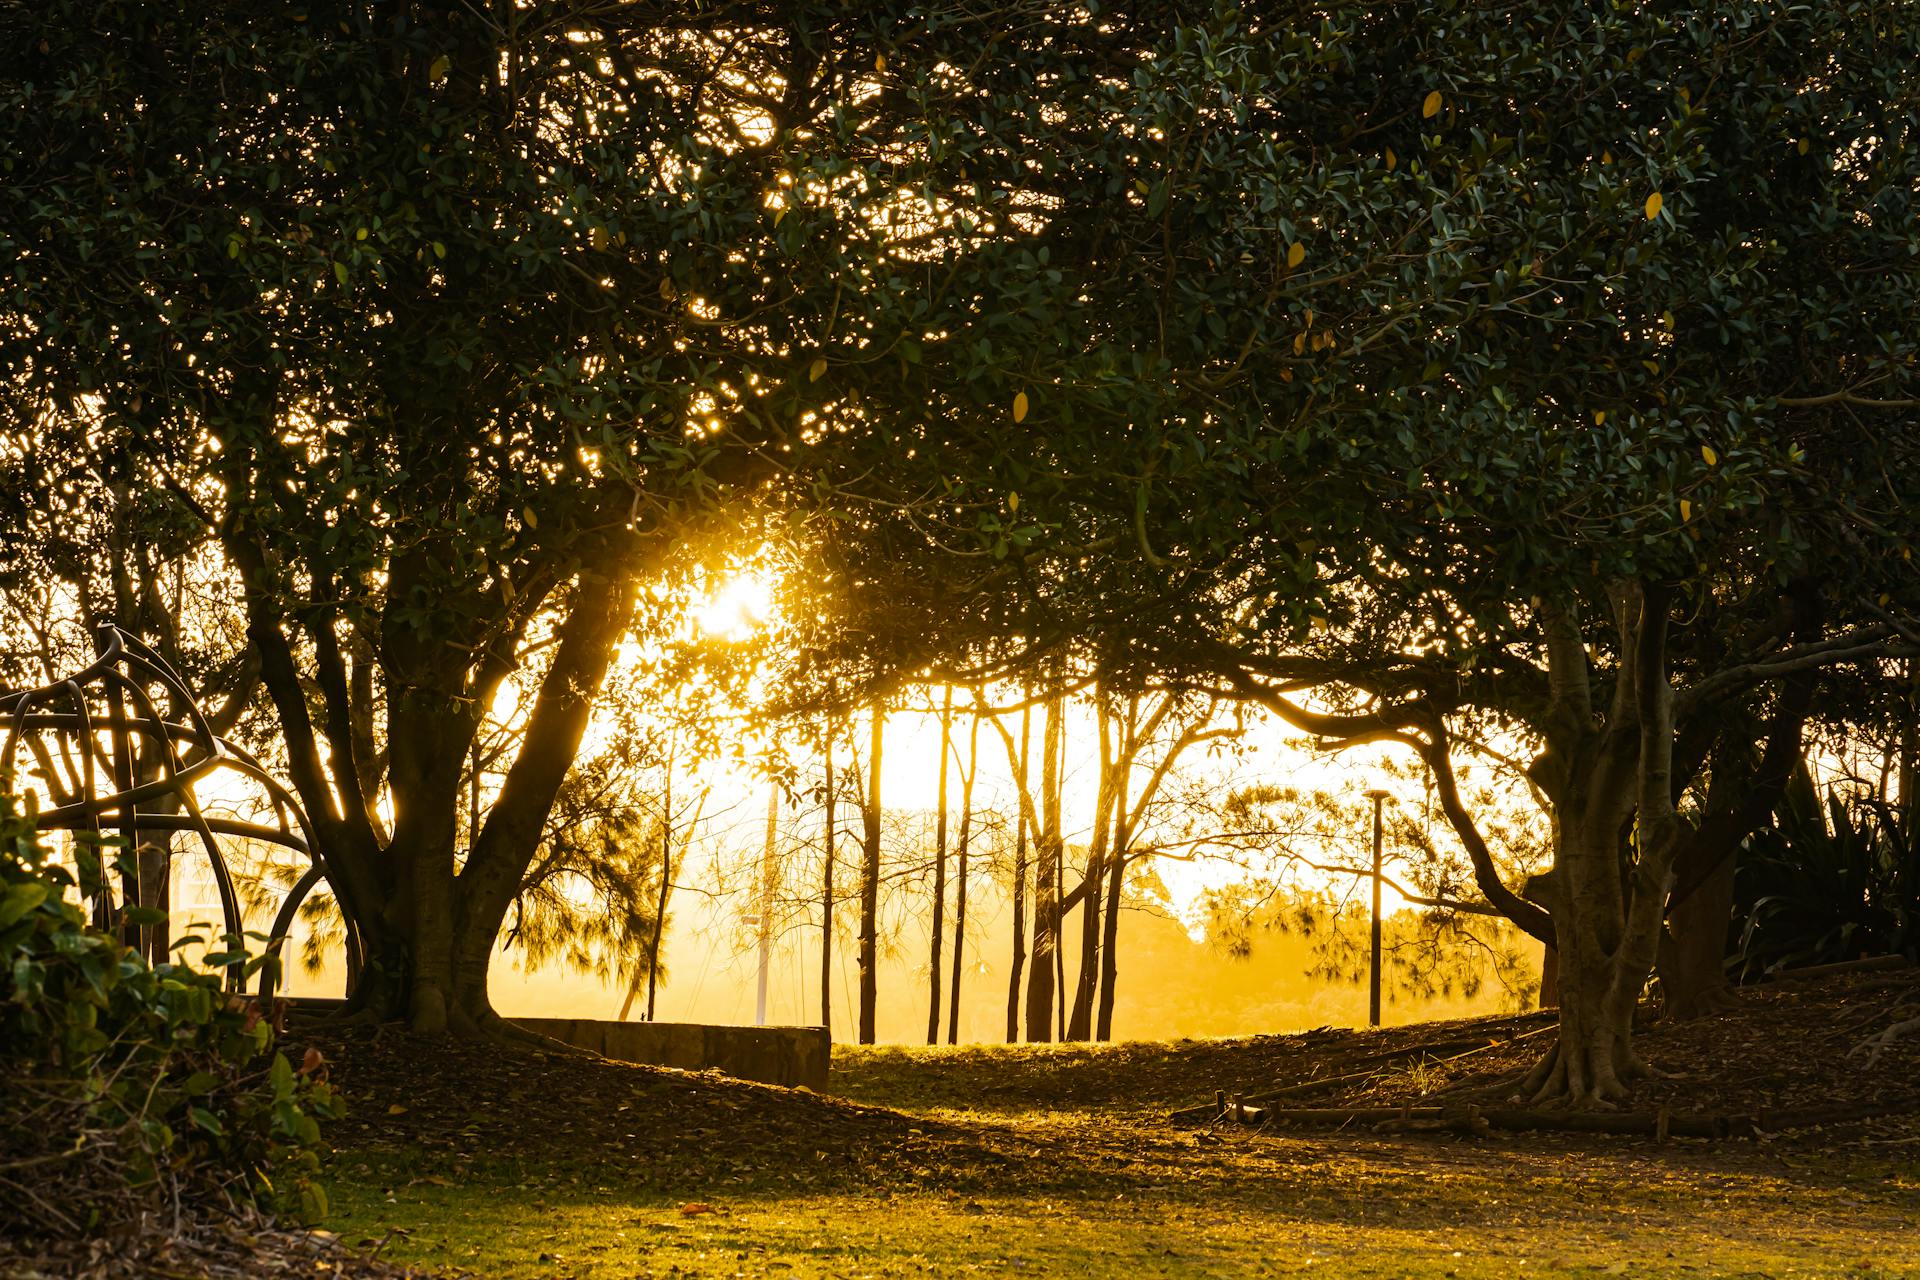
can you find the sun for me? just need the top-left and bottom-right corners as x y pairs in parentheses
(694, 571), (775, 640)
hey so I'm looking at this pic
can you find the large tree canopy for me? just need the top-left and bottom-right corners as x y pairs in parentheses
(782, 1), (1920, 1100)
(0, 0), (1217, 1032)
(3, 0), (1915, 1098)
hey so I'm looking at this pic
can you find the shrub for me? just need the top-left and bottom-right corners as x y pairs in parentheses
(1731, 772), (1919, 979)
(0, 794), (343, 1237)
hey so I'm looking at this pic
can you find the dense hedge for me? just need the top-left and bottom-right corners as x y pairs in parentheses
(0, 796), (342, 1236)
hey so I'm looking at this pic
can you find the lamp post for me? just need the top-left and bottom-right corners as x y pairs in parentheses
(1364, 789), (1392, 1028)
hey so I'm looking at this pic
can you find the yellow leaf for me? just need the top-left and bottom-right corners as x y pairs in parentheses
(1701, 444), (1718, 466)
(428, 54), (450, 83)
(1422, 90), (1442, 119)
(387, 1103), (409, 1116)
(1007, 492), (1020, 513)
(1287, 241), (1305, 269)
(808, 358), (827, 383)
(1293, 332), (1306, 355)
(1903, 546), (1913, 562)
(522, 506), (538, 529)
(1593, 410), (1606, 425)
(1662, 309), (1675, 329)
(1679, 499), (1692, 522)
(875, 53), (887, 74)
(355, 227), (368, 241)
(773, 207), (788, 227)
(1303, 309), (1314, 328)
(1797, 137), (1810, 156)
(1644, 191), (1664, 220)
(1012, 391), (1030, 423)
(1601, 150), (1612, 165)
(1384, 147), (1397, 171)
(589, 225), (608, 250)
(658, 277), (676, 301)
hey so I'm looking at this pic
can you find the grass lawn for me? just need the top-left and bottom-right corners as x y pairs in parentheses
(324, 1141), (1920, 1279)
(310, 1000), (1920, 1279)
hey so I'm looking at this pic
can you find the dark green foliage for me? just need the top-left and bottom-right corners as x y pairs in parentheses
(0, 798), (342, 1235)
(1733, 774), (1919, 979)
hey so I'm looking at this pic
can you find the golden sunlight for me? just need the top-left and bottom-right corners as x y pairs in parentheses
(693, 570), (776, 640)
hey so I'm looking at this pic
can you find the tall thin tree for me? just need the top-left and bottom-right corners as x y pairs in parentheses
(926, 685), (953, 1043)
(857, 699), (885, 1045)
(948, 711), (979, 1045)
(819, 717), (836, 1037)
(1027, 689), (1064, 1043)
(1005, 702), (1030, 1043)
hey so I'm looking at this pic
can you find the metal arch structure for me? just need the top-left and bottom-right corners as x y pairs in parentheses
(0, 624), (331, 995)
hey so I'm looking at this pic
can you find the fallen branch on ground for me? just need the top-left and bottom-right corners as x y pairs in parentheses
(1176, 1097), (1920, 1140)
(1167, 1023), (1557, 1125)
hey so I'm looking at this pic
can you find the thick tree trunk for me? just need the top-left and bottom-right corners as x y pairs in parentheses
(1656, 848), (1738, 1019)
(857, 702), (884, 1045)
(1521, 583), (1680, 1107)
(1519, 820), (1667, 1106)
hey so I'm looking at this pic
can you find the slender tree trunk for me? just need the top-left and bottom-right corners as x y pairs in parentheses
(927, 686), (952, 1043)
(858, 701), (885, 1045)
(1006, 705), (1029, 1043)
(1026, 690), (1062, 1043)
(1900, 659), (1918, 848)
(643, 754), (675, 1020)
(1068, 704), (1116, 1041)
(948, 714), (977, 1045)
(1095, 717), (1133, 1042)
(820, 720), (835, 1037)
(1052, 697), (1068, 1038)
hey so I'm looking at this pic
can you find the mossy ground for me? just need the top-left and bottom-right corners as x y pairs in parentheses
(310, 983), (1920, 1278)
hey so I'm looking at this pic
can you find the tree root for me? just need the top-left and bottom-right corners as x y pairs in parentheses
(456, 1006), (596, 1056)
(1662, 984), (1742, 1021)
(1849, 1014), (1920, 1068)
(1512, 1034), (1644, 1109)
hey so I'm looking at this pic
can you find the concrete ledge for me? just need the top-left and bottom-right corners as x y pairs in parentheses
(280, 998), (830, 1091)
(513, 1018), (831, 1091)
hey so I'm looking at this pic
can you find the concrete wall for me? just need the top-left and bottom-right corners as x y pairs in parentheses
(513, 1017), (830, 1091)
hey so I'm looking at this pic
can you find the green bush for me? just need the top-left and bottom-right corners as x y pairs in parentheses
(0, 795), (343, 1236)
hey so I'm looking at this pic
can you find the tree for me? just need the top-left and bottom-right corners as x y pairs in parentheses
(926, 685), (953, 1043)
(855, 700), (885, 1045)
(4, 0), (1200, 1033)
(947, 709), (982, 1044)
(776, 3), (1920, 1096)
